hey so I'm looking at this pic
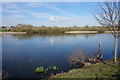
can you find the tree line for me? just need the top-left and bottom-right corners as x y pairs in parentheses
(2, 24), (114, 34)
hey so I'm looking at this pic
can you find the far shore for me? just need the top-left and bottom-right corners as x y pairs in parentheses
(65, 31), (97, 34)
(65, 31), (120, 34)
(0, 32), (26, 34)
(0, 31), (120, 34)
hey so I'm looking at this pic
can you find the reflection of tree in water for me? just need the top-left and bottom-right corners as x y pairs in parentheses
(84, 34), (96, 38)
(10, 34), (40, 40)
(0, 70), (1, 80)
(9, 33), (96, 40)
(2, 69), (10, 80)
(8, 34), (96, 47)
(84, 34), (89, 38)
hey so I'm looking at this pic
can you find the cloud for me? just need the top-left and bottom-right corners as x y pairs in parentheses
(57, 16), (72, 22)
(26, 3), (74, 17)
(49, 17), (55, 21)
(0, 7), (2, 12)
(2, 14), (27, 26)
(2, 3), (53, 19)
(26, 2), (43, 7)
(49, 16), (72, 23)
(3, 2), (19, 9)
(2, 3), (31, 13)
(3, 14), (26, 21)
(29, 12), (52, 18)
(13, 15), (26, 18)
(2, 9), (20, 13)
(44, 4), (74, 17)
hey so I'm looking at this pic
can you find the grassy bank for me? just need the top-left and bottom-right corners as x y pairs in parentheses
(51, 59), (119, 79)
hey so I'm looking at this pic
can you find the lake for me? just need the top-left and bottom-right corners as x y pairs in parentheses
(2, 34), (119, 78)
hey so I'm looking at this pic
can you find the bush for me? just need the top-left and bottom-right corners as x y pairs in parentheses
(97, 30), (104, 33)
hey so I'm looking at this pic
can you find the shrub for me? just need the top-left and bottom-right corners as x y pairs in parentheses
(35, 67), (44, 73)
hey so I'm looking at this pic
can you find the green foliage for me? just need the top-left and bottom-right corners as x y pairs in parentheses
(52, 66), (58, 70)
(97, 29), (104, 33)
(84, 25), (89, 28)
(45, 68), (48, 73)
(41, 25), (46, 28)
(53, 26), (58, 28)
(73, 25), (77, 27)
(49, 66), (52, 69)
(35, 67), (44, 73)
(35, 66), (58, 73)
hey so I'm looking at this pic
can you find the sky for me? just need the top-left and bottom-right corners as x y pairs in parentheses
(2, 2), (101, 27)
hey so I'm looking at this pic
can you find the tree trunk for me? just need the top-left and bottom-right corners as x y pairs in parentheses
(97, 42), (101, 59)
(114, 36), (117, 62)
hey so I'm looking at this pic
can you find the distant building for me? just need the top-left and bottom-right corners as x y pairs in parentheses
(2, 26), (7, 28)
(10, 26), (15, 28)
(2, 26), (10, 30)
(6, 28), (10, 30)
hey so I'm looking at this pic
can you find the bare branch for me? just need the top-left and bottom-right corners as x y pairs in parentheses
(93, 0), (120, 38)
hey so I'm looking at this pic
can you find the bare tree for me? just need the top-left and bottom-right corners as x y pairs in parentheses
(68, 44), (104, 67)
(93, 0), (120, 62)
(68, 48), (88, 65)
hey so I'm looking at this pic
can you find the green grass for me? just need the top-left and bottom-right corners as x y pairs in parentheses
(0, 31), (11, 32)
(52, 60), (119, 78)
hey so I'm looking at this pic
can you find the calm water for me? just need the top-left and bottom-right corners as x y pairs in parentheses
(2, 34), (119, 78)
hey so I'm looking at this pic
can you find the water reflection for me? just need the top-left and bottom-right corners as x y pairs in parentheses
(4, 34), (95, 40)
(3, 34), (98, 44)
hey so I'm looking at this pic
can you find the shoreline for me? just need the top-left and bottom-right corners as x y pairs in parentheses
(0, 32), (26, 34)
(0, 31), (120, 34)
(51, 59), (119, 78)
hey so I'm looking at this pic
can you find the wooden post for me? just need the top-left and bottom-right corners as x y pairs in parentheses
(100, 47), (104, 59)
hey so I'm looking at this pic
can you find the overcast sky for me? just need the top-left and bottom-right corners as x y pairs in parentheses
(2, 2), (101, 27)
